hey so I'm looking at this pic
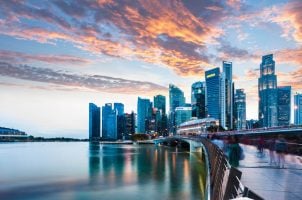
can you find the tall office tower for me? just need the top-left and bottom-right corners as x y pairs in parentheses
(137, 97), (152, 133)
(277, 86), (291, 126)
(89, 103), (100, 140)
(154, 95), (166, 115)
(114, 103), (124, 116)
(114, 103), (125, 140)
(205, 68), (225, 125)
(175, 107), (192, 126)
(223, 61), (233, 130)
(125, 112), (136, 139)
(169, 84), (185, 134)
(294, 93), (302, 125)
(191, 81), (206, 119)
(154, 95), (167, 136)
(258, 54), (278, 128)
(102, 103), (117, 140)
(234, 89), (246, 130)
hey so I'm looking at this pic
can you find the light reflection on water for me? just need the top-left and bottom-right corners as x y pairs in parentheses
(0, 142), (206, 200)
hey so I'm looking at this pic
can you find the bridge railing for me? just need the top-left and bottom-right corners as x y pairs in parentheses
(194, 137), (264, 200)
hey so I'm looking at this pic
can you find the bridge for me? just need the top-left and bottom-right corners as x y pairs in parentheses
(154, 136), (263, 200)
(215, 126), (302, 136)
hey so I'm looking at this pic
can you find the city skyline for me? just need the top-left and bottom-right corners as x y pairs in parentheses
(1, 0), (302, 137)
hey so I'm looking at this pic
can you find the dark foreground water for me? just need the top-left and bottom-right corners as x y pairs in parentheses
(0, 142), (206, 200)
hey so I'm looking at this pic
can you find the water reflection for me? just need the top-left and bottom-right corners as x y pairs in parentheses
(0, 143), (206, 200)
(88, 144), (205, 199)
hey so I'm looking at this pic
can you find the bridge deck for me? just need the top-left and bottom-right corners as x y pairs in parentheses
(239, 145), (302, 200)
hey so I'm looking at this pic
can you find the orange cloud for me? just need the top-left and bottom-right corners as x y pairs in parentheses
(0, 0), (229, 76)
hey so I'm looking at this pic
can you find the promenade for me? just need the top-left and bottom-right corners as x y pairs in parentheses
(239, 145), (302, 200)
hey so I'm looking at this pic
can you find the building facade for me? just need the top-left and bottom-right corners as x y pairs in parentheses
(175, 107), (192, 126)
(102, 103), (117, 140)
(125, 112), (136, 139)
(234, 89), (246, 130)
(154, 95), (167, 136)
(137, 97), (152, 133)
(294, 93), (302, 125)
(258, 54), (278, 127)
(277, 86), (291, 126)
(223, 61), (233, 130)
(89, 103), (100, 140)
(114, 103), (125, 140)
(169, 84), (185, 134)
(205, 67), (221, 121)
(191, 81), (206, 119)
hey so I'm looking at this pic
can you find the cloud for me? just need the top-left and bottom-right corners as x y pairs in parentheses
(0, 50), (91, 65)
(271, 0), (302, 42)
(0, 0), (240, 76)
(0, 62), (167, 94)
(275, 47), (302, 65)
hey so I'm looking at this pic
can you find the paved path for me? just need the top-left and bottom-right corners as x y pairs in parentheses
(238, 145), (302, 200)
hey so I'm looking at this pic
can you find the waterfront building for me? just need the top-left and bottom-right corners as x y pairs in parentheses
(175, 106), (192, 126)
(89, 103), (100, 140)
(191, 81), (206, 119)
(205, 67), (227, 129)
(277, 86), (291, 126)
(0, 127), (26, 135)
(114, 103), (125, 140)
(294, 93), (302, 125)
(177, 118), (219, 135)
(102, 103), (117, 140)
(169, 84), (185, 134)
(154, 95), (166, 115)
(258, 54), (278, 127)
(234, 89), (246, 130)
(125, 112), (136, 139)
(223, 61), (233, 130)
(137, 97), (152, 133)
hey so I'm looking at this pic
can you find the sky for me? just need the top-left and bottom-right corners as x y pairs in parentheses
(1, 0), (302, 138)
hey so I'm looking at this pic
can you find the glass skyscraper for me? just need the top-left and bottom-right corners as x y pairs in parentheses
(137, 97), (152, 133)
(169, 84), (185, 134)
(205, 67), (221, 122)
(191, 81), (206, 119)
(223, 61), (233, 129)
(234, 89), (246, 130)
(294, 93), (302, 125)
(277, 86), (291, 126)
(154, 95), (167, 136)
(89, 103), (100, 140)
(114, 103), (125, 140)
(175, 107), (192, 126)
(102, 103), (117, 140)
(258, 54), (278, 127)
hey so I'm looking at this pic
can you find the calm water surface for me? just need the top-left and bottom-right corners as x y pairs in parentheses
(0, 142), (206, 200)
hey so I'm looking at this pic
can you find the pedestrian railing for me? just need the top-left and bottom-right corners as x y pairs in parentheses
(198, 138), (264, 200)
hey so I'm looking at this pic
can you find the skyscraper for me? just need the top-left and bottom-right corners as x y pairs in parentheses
(89, 103), (100, 140)
(169, 84), (185, 134)
(223, 61), (233, 129)
(154, 95), (166, 115)
(234, 89), (246, 130)
(191, 81), (206, 119)
(154, 95), (167, 136)
(137, 97), (152, 133)
(258, 54), (278, 127)
(125, 112), (136, 139)
(277, 86), (291, 126)
(114, 103), (124, 116)
(294, 93), (302, 125)
(114, 103), (125, 140)
(102, 103), (117, 140)
(205, 67), (221, 121)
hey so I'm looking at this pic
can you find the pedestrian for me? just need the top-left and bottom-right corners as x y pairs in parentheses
(268, 137), (276, 166)
(211, 134), (224, 150)
(275, 135), (287, 168)
(257, 136), (265, 153)
(228, 135), (241, 167)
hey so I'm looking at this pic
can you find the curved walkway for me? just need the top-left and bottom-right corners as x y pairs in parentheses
(239, 145), (302, 200)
